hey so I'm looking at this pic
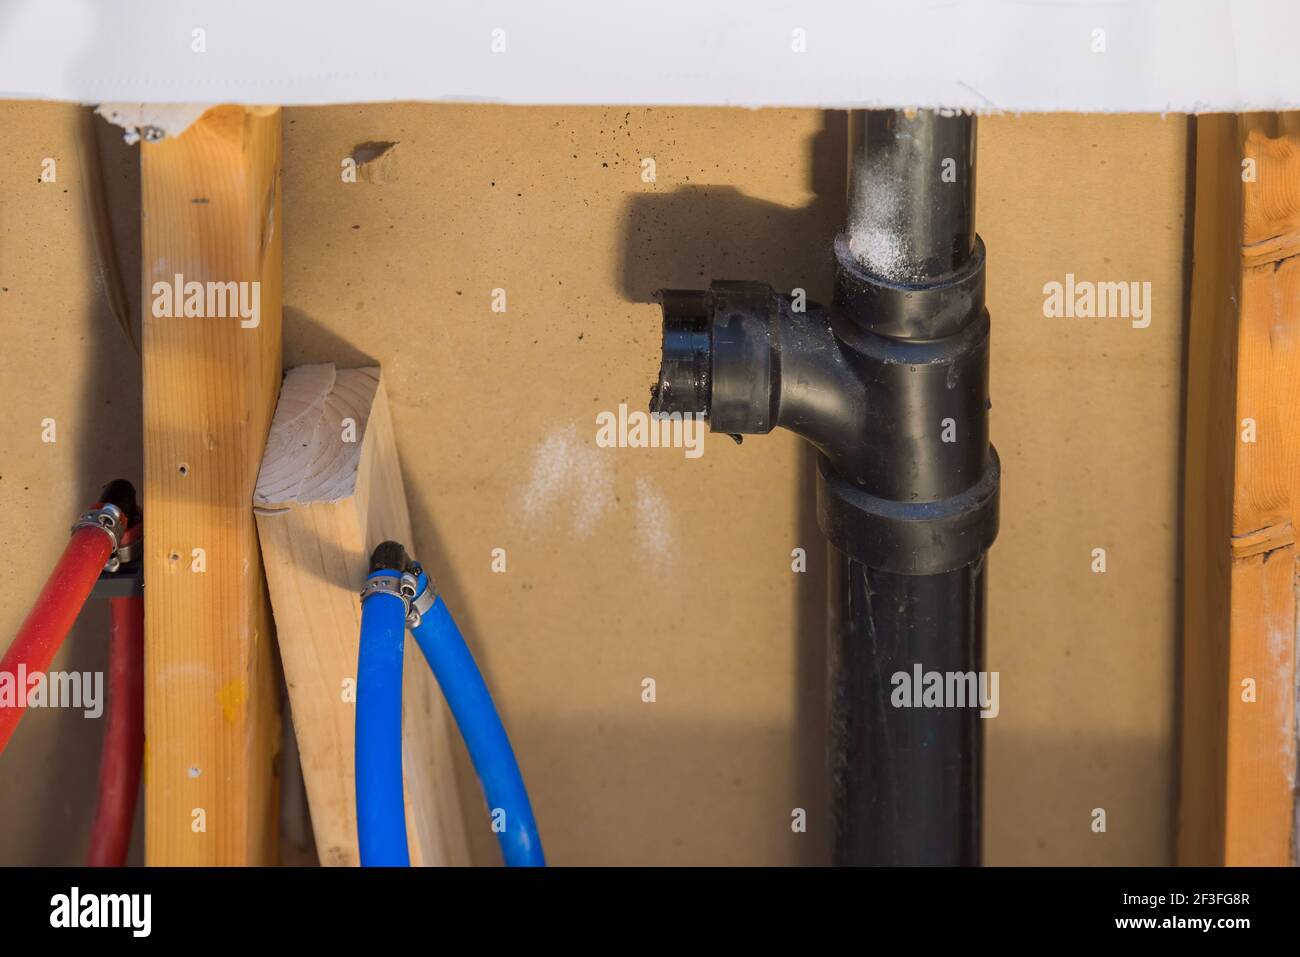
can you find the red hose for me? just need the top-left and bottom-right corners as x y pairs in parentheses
(87, 594), (144, 866)
(0, 524), (114, 754)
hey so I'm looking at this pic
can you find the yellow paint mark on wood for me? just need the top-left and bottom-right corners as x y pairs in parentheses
(217, 680), (247, 724)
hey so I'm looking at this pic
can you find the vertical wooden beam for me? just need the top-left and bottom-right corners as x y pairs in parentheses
(254, 365), (471, 866)
(141, 106), (283, 864)
(1181, 112), (1300, 865)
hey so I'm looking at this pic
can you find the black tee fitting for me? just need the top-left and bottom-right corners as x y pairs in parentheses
(653, 281), (869, 476)
(651, 238), (998, 576)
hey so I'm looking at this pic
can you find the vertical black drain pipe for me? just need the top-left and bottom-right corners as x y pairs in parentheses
(827, 112), (993, 865)
(651, 109), (998, 865)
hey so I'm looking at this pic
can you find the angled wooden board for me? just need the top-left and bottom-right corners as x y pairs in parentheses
(255, 363), (470, 866)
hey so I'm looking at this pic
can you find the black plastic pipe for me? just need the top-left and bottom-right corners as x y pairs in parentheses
(651, 109), (999, 865)
(829, 110), (993, 866)
(828, 557), (986, 865)
(846, 110), (977, 283)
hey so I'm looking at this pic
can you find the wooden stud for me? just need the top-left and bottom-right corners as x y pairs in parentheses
(141, 105), (283, 865)
(254, 365), (471, 866)
(1181, 112), (1300, 865)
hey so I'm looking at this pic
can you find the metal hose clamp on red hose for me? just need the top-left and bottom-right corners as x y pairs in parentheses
(72, 502), (126, 549)
(62, 482), (138, 579)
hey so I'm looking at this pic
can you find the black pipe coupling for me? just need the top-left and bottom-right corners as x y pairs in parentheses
(653, 281), (871, 473)
(369, 540), (415, 576)
(651, 237), (999, 575)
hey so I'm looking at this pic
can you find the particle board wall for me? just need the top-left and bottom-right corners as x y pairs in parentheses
(0, 102), (1186, 865)
(0, 102), (144, 865)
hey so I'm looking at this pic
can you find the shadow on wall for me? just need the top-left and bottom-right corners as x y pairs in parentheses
(282, 307), (379, 371)
(984, 727), (1173, 865)
(617, 111), (848, 864)
(11, 109), (145, 865)
(498, 716), (1173, 865)
(617, 111), (848, 304)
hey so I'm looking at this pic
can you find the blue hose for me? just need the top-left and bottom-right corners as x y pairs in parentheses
(355, 571), (410, 866)
(410, 577), (545, 867)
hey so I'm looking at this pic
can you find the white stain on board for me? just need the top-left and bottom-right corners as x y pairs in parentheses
(633, 477), (673, 560)
(521, 424), (614, 536)
(521, 427), (676, 560)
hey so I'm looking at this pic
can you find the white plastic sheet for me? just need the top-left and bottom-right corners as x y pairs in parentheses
(0, 0), (1295, 112)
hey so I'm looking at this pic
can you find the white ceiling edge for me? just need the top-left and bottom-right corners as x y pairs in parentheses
(0, 0), (1296, 114)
